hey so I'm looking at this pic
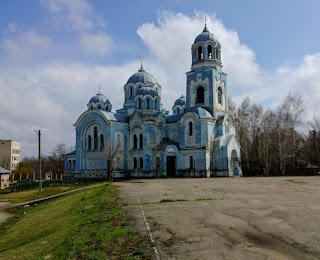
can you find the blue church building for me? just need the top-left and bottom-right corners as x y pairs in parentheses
(64, 23), (241, 178)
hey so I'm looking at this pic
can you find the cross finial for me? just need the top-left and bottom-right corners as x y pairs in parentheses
(182, 88), (184, 96)
(98, 84), (101, 94)
(139, 53), (143, 67)
(204, 12), (207, 26)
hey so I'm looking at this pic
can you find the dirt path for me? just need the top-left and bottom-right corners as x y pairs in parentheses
(117, 177), (320, 260)
(0, 182), (109, 224)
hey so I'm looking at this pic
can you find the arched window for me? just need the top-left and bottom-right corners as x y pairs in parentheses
(189, 156), (194, 169)
(155, 99), (158, 110)
(207, 45), (213, 59)
(196, 86), (204, 104)
(133, 134), (137, 149)
(137, 99), (141, 109)
(94, 127), (98, 150)
(97, 106), (101, 110)
(189, 121), (193, 136)
(146, 98), (150, 109)
(216, 48), (219, 60)
(139, 158), (143, 169)
(129, 87), (133, 98)
(139, 134), (143, 148)
(134, 158), (137, 168)
(88, 135), (92, 150)
(198, 46), (203, 60)
(100, 134), (104, 149)
(218, 87), (223, 104)
(106, 107), (108, 112)
(73, 160), (75, 169)
(117, 134), (121, 146)
(177, 108), (180, 114)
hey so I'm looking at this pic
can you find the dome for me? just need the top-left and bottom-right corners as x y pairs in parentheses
(174, 95), (186, 107)
(194, 26), (218, 44)
(127, 66), (158, 85)
(136, 86), (158, 97)
(88, 93), (110, 105)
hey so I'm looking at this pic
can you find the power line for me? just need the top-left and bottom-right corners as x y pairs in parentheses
(0, 103), (28, 133)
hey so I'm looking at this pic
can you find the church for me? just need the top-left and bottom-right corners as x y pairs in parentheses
(64, 21), (242, 179)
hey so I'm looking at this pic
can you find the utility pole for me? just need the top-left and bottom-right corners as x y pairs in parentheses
(34, 129), (42, 192)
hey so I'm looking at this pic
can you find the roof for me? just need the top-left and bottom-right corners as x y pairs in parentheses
(64, 151), (76, 156)
(173, 95), (186, 107)
(100, 111), (128, 123)
(127, 66), (158, 85)
(88, 93), (110, 105)
(194, 26), (218, 44)
(136, 86), (158, 97)
(166, 107), (213, 123)
(220, 135), (234, 147)
(0, 167), (10, 174)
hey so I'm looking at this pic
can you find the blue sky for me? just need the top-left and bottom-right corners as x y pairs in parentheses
(0, 0), (320, 157)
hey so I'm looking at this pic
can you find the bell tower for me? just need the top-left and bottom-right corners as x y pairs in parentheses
(186, 14), (228, 117)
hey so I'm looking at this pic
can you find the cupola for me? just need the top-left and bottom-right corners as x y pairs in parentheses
(87, 90), (112, 112)
(172, 95), (186, 114)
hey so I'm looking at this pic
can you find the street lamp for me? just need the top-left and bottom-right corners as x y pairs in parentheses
(34, 129), (42, 192)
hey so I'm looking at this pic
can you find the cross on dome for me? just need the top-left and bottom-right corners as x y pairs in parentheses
(98, 84), (101, 94)
(204, 12), (207, 26)
(139, 53), (144, 67)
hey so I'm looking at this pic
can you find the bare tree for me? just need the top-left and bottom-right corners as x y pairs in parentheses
(102, 135), (123, 181)
(209, 137), (220, 177)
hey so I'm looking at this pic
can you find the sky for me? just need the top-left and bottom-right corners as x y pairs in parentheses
(0, 0), (320, 158)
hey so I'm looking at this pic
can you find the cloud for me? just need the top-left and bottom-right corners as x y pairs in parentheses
(80, 32), (112, 55)
(1, 30), (51, 58)
(41, 0), (105, 32)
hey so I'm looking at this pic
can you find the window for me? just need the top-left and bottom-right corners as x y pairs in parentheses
(98, 106), (101, 110)
(146, 98), (150, 109)
(106, 107), (109, 112)
(134, 158), (137, 168)
(133, 134), (137, 149)
(117, 134), (121, 146)
(216, 48), (219, 60)
(189, 121), (193, 136)
(137, 99), (141, 109)
(139, 158), (143, 169)
(218, 87), (222, 104)
(196, 86), (204, 104)
(100, 134), (104, 149)
(88, 135), (92, 150)
(139, 134), (143, 148)
(207, 45), (213, 59)
(129, 87), (133, 98)
(73, 160), (75, 169)
(190, 156), (194, 169)
(155, 99), (158, 110)
(198, 46), (203, 59)
(177, 108), (180, 114)
(94, 127), (98, 150)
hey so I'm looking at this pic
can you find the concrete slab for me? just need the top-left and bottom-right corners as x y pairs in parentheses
(117, 177), (320, 259)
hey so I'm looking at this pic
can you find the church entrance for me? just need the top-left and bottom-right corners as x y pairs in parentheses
(231, 150), (239, 176)
(166, 156), (177, 177)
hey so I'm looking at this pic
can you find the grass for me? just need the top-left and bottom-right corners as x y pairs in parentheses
(0, 185), (152, 259)
(0, 184), (91, 203)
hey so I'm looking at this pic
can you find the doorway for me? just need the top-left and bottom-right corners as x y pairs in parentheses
(166, 156), (176, 177)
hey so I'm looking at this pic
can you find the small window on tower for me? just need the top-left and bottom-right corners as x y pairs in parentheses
(138, 99), (141, 109)
(207, 45), (213, 59)
(130, 87), (133, 98)
(146, 98), (150, 109)
(196, 86), (204, 104)
(218, 87), (223, 105)
(98, 106), (101, 110)
(177, 108), (180, 114)
(198, 46), (203, 60)
(155, 99), (158, 110)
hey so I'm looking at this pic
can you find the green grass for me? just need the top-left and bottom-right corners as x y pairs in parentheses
(0, 185), (152, 259)
(0, 184), (90, 203)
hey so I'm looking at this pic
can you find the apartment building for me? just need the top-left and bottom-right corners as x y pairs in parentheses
(0, 140), (20, 171)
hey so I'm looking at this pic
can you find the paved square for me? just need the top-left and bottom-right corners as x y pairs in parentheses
(117, 177), (320, 259)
